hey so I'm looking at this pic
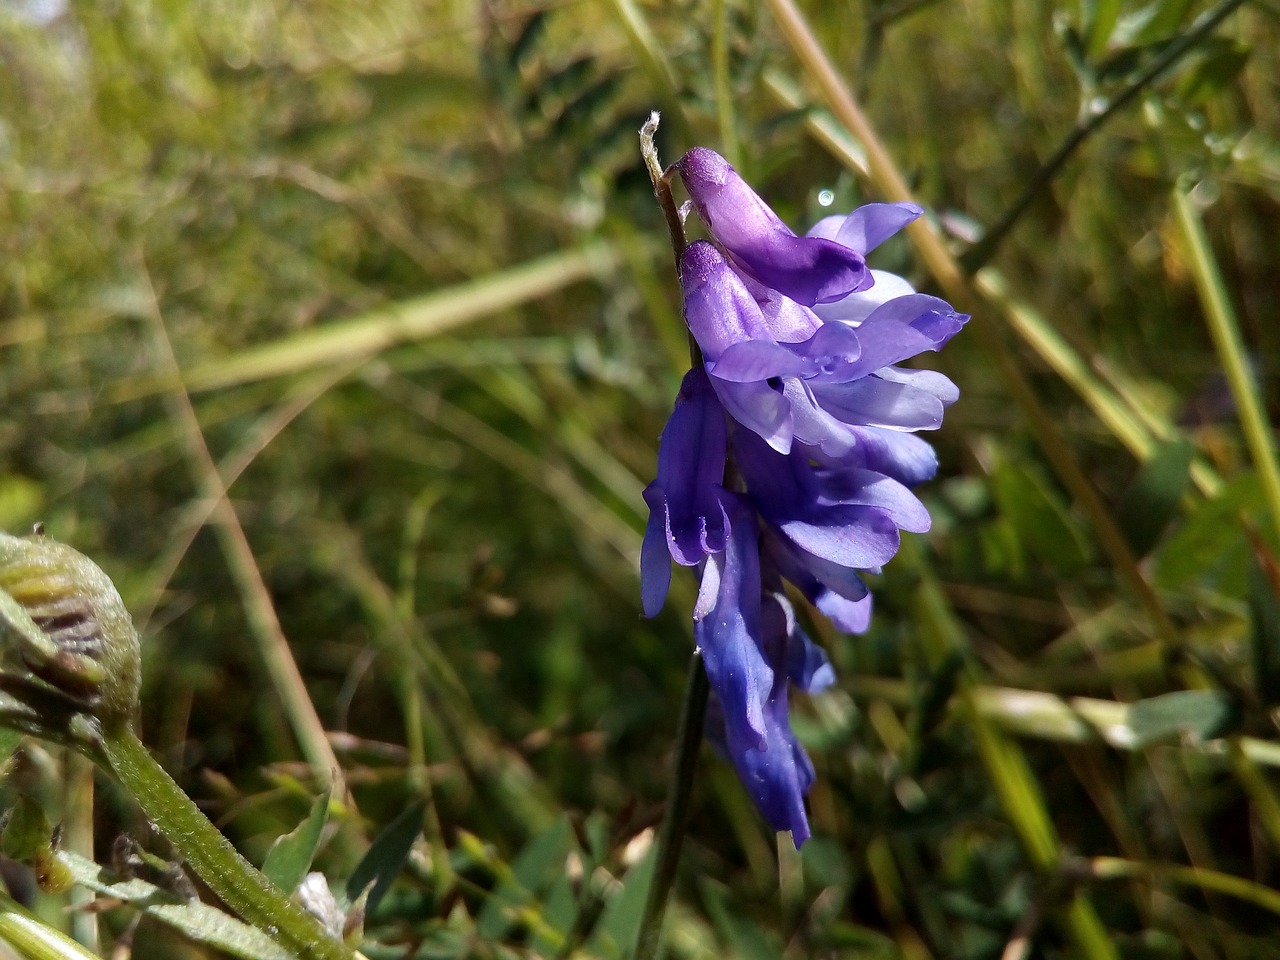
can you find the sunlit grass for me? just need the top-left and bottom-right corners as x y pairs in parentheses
(1, 0), (1278, 957)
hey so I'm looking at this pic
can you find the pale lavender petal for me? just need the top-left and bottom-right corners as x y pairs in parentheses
(811, 377), (946, 430)
(811, 269), (917, 325)
(816, 468), (931, 533)
(875, 366), (960, 406)
(776, 507), (903, 570)
(817, 591), (872, 633)
(844, 426), (939, 486)
(830, 202), (923, 254)
(784, 382), (859, 457)
(712, 378), (793, 453)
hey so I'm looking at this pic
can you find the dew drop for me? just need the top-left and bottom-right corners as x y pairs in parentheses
(817, 189), (834, 207)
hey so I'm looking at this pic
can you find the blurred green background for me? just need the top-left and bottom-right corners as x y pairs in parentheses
(2, 0), (1279, 956)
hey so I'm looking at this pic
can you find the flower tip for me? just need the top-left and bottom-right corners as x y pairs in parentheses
(676, 146), (731, 188)
(678, 238), (724, 280)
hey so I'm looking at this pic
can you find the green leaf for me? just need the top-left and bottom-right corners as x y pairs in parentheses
(1085, 0), (1124, 58)
(1126, 690), (1239, 747)
(262, 786), (331, 895)
(346, 800), (425, 917)
(589, 841), (655, 960)
(0, 729), (21, 770)
(1122, 0), (1194, 45)
(476, 817), (572, 941)
(56, 851), (294, 960)
(1154, 471), (1263, 592)
(1176, 38), (1250, 105)
(991, 459), (1093, 577)
(1118, 437), (1194, 556)
(700, 879), (780, 960)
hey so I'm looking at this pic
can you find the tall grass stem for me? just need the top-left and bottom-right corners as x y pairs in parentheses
(1172, 185), (1280, 544)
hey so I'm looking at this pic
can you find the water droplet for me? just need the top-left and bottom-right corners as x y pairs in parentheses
(817, 189), (834, 207)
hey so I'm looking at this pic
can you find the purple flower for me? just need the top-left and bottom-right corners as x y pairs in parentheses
(640, 367), (731, 617)
(677, 148), (872, 307)
(642, 147), (966, 846)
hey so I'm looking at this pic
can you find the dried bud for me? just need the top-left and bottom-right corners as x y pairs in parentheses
(0, 530), (141, 726)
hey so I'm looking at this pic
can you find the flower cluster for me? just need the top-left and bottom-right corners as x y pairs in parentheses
(642, 148), (967, 846)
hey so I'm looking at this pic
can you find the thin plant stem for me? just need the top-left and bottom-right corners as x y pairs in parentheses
(640, 113), (689, 271)
(137, 263), (345, 794)
(962, 0), (1250, 273)
(1172, 185), (1280, 545)
(1078, 856), (1280, 916)
(94, 724), (354, 960)
(633, 652), (711, 960)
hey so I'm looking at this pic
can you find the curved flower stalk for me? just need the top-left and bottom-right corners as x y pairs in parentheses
(643, 148), (967, 846)
(0, 530), (354, 960)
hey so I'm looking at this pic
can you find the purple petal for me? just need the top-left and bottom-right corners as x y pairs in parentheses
(806, 202), (922, 254)
(640, 369), (730, 618)
(840, 426), (940, 486)
(694, 493), (773, 757)
(726, 684), (815, 846)
(817, 591), (872, 633)
(829, 295), (964, 381)
(777, 506), (903, 570)
(680, 241), (772, 359)
(834, 202), (923, 252)
(708, 321), (861, 383)
(818, 469), (931, 533)
(676, 148), (870, 307)
(640, 515), (673, 617)
(708, 340), (811, 382)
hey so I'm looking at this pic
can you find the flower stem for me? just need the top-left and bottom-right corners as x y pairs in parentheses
(633, 650), (709, 960)
(639, 113), (689, 272)
(961, 0), (1249, 273)
(95, 724), (353, 960)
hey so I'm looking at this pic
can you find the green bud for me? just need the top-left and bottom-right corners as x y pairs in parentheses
(0, 530), (141, 726)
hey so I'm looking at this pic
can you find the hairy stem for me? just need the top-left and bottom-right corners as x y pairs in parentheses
(96, 725), (353, 960)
